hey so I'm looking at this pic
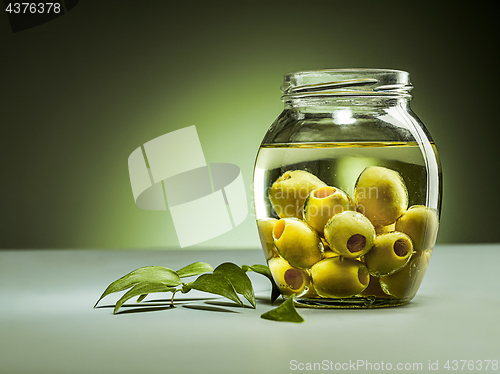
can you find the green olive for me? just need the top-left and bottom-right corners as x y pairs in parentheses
(311, 257), (370, 298)
(269, 170), (326, 219)
(354, 166), (408, 226)
(363, 232), (413, 276)
(303, 186), (353, 234)
(395, 205), (439, 252)
(257, 218), (279, 260)
(268, 256), (310, 296)
(273, 217), (323, 269)
(324, 211), (375, 258)
(379, 249), (432, 298)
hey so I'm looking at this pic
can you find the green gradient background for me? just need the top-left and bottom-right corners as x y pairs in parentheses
(1, 1), (498, 249)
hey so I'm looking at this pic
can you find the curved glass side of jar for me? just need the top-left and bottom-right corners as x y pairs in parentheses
(253, 69), (442, 308)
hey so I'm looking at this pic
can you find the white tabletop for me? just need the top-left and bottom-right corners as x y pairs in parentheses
(1, 245), (499, 374)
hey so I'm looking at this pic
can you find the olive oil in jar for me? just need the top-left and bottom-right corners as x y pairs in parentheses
(254, 142), (439, 308)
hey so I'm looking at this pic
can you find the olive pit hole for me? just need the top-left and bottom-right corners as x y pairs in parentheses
(347, 234), (366, 253)
(393, 239), (410, 257)
(313, 186), (336, 199)
(284, 269), (304, 290)
(273, 220), (286, 240)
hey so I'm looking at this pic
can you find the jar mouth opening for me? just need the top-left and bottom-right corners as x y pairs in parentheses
(281, 68), (412, 100)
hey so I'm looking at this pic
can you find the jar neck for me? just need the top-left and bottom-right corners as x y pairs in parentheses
(281, 69), (413, 109)
(283, 96), (410, 110)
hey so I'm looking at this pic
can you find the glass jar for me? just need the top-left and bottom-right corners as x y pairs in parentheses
(253, 69), (442, 308)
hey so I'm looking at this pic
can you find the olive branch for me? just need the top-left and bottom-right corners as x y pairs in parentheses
(94, 261), (303, 323)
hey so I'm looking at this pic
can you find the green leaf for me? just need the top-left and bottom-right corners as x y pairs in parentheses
(242, 264), (270, 276)
(214, 263), (256, 308)
(114, 282), (177, 314)
(136, 294), (148, 303)
(94, 266), (181, 307)
(183, 273), (243, 307)
(242, 264), (281, 304)
(260, 295), (304, 323)
(176, 262), (214, 278)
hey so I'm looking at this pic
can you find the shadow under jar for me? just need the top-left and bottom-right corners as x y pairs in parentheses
(253, 69), (442, 308)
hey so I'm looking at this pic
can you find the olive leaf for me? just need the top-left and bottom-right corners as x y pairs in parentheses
(242, 264), (281, 304)
(131, 262), (213, 304)
(114, 282), (178, 314)
(260, 295), (304, 323)
(182, 273), (243, 307)
(176, 261), (214, 278)
(94, 266), (181, 307)
(214, 263), (256, 308)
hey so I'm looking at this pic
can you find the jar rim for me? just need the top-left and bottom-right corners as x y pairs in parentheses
(285, 68), (408, 75)
(281, 68), (412, 100)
